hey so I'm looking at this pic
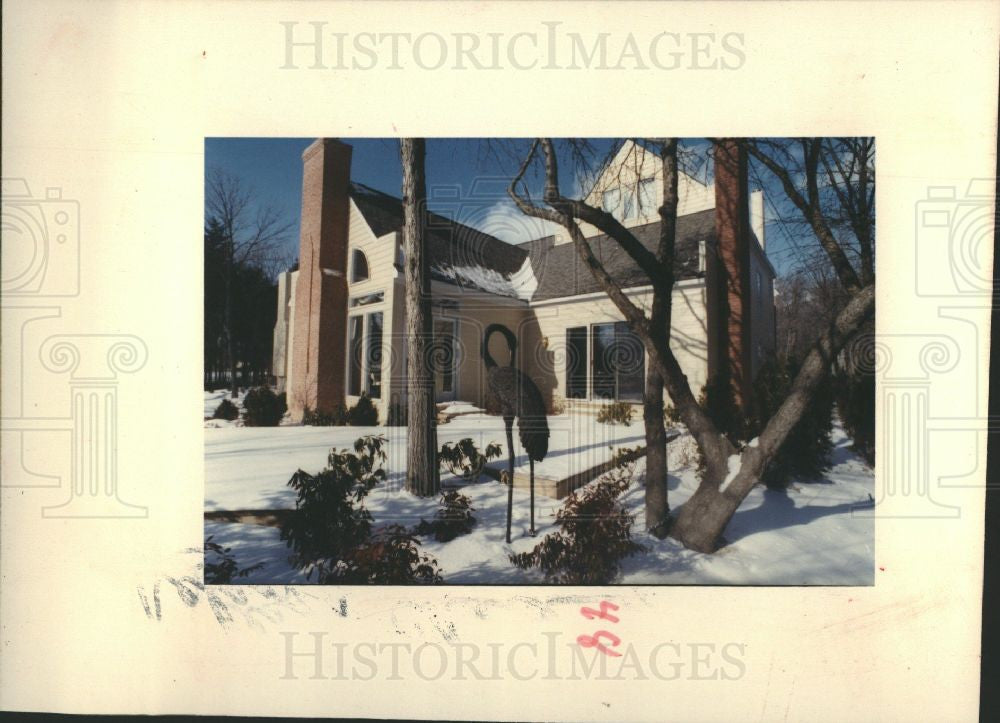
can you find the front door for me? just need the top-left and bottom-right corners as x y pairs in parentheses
(433, 318), (457, 402)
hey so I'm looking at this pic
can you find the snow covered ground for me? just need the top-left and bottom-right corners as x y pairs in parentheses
(204, 393), (874, 585)
(204, 413), (646, 512)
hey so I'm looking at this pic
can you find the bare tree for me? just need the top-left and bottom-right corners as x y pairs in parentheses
(206, 167), (293, 397)
(509, 137), (875, 553)
(400, 138), (439, 496)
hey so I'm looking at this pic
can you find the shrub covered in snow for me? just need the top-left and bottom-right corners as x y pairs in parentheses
(438, 437), (502, 482)
(212, 398), (239, 421)
(510, 466), (645, 584)
(596, 401), (634, 426)
(414, 490), (477, 542)
(242, 387), (287, 427)
(204, 535), (263, 584)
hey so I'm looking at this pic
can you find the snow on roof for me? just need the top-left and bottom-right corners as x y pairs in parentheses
(431, 255), (537, 301)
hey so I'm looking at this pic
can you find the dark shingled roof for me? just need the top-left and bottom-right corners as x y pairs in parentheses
(349, 182), (714, 302)
(517, 208), (714, 301)
(349, 182), (530, 299)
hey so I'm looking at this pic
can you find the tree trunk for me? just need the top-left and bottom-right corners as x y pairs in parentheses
(224, 236), (238, 399)
(401, 138), (439, 496)
(643, 365), (669, 537)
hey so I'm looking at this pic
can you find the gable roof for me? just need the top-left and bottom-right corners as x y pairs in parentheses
(518, 209), (713, 301)
(348, 181), (713, 303)
(349, 182), (533, 300)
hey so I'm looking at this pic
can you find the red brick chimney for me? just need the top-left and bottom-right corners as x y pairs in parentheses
(288, 139), (352, 420)
(713, 138), (753, 414)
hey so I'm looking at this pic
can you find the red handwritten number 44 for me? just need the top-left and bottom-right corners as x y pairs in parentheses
(577, 601), (621, 657)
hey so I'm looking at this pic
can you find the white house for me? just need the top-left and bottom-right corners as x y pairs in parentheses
(273, 139), (776, 423)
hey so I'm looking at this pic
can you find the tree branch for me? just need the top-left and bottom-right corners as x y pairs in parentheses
(744, 139), (864, 293)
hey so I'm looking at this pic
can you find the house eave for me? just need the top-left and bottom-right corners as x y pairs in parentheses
(527, 276), (706, 308)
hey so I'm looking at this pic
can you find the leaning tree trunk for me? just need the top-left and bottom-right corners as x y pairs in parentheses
(643, 365), (669, 537)
(670, 284), (876, 552)
(401, 138), (439, 496)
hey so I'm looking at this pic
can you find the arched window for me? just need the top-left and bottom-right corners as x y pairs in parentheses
(351, 249), (369, 283)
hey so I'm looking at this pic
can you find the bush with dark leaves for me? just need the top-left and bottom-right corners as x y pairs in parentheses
(510, 465), (644, 584)
(833, 370), (875, 465)
(692, 358), (834, 488)
(326, 525), (442, 583)
(212, 398), (239, 421)
(302, 405), (348, 426)
(347, 393), (379, 426)
(752, 359), (834, 487)
(414, 490), (476, 542)
(204, 536), (264, 584)
(596, 401), (634, 426)
(280, 436), (387, 578)
(301, 394), (380, 427)
(280, 435), (442, 583)
(438, 438), (502, 482)
(242, 387), (287, 427)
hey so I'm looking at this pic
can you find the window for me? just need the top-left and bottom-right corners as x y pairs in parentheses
(351, 249), (369, 283)
(366, 312), (383, 398)
(565, 327), (588, 399)
(347, 315), (364, 396)
(433, 319), (456, 395)
(638, 178), (656, 215)
(622, 189), (635, 219)
(754, 270), (763, 298)
(347, 311), (383, 399)
(591, 322), (645, 402)
(591, 323), (617, 399)
(601, 188), (620, 215)
(601, 187), (635, 220)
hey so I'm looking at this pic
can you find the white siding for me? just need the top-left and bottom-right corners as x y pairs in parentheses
(547, 140), (714, 246)
(522, 282), (710, 410)
(342, 201), (399, 422)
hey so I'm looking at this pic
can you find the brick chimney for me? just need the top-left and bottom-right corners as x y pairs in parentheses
(713, 138), (753, 414)
(288, 139), (352, 420)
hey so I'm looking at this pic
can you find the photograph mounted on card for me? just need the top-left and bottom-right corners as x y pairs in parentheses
(203, 136), (876, 586)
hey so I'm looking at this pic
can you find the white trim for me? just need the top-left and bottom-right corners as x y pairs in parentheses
(394, 278), (530, 308)
(528, 277), (705, 308)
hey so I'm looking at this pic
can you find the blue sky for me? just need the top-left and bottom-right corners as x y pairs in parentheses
(204, 137), (810, 277)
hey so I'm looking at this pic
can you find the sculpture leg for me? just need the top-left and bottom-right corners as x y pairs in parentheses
(505, 417), (514, 544)
(529, 458), (536, 536)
